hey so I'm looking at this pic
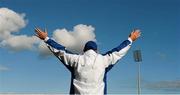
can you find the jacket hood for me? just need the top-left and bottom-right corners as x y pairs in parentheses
(83, 41), (97, 52)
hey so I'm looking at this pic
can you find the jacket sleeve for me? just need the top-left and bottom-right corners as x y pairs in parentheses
(103, 38), (132, 68)
(44, 37), (79, 67)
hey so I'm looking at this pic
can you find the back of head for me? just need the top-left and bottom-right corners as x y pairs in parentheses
(83, 41), (97, 52)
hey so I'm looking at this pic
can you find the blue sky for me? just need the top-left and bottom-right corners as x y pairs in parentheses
(0, 0), (180, 94)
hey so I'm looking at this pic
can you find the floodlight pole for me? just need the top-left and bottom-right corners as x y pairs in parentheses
(133, 50), (142, 95)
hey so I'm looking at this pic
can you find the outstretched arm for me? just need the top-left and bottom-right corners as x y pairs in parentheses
(34, 27), (79, 67)
(103, 29), (141, 68)
(34, 28), (65, 50)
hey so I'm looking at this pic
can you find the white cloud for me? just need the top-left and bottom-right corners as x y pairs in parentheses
(0, 8), (96, 56)
(1, 35), (39, 51)
(0, 8), (26, 40)
(52, 24), (96, 53)
(0, 8), (39, 51)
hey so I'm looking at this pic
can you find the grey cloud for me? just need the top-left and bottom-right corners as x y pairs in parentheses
(0, 65), (10, 71)
(145, 80), (180, 91)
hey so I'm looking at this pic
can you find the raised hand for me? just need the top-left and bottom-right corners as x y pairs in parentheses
(34, 27), (48, 40)
(129, 29), (141, 41)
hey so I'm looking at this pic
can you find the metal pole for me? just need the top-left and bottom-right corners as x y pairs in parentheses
(137, 62), (141, 95)
(133, 50), (142, 95)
